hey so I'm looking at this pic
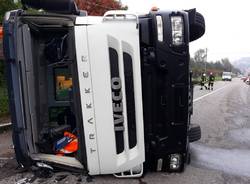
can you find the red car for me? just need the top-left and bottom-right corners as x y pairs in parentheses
(241, 76), (248, 82)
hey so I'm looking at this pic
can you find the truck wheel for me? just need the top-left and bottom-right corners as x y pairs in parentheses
(187, 9), (205, 42)
(188, 124), (201, 142)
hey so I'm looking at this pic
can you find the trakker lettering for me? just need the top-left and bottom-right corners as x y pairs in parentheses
(111, 77), (125, 131)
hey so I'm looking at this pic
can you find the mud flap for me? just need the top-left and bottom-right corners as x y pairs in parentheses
(186, 9), (206, 42)
(188, 124), (201, 142)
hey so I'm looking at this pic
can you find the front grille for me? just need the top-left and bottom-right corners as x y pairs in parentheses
(123, 52), (137, 149)
(109, 47), (124, 154)
(108, 43), (137, 154)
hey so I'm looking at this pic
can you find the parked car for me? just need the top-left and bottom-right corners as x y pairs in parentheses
(241, 76), (247, 81)
(222, 72), (232, 81)
(3, 0), (205, 178)
(245, 77), (250, 85)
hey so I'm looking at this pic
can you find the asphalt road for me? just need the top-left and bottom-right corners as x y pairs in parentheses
(1, 78), (250, 183)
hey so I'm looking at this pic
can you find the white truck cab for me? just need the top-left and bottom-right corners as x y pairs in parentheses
(222, 72), (232, 81)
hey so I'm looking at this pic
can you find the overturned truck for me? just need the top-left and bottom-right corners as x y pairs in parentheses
(3, 0), (205, 178)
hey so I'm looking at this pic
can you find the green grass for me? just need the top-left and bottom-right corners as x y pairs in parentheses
(192, 76), (222, 85)
(0, 86), (9, 117)
(215, 76), (222, 81)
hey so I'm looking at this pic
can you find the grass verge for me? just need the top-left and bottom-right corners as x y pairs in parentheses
(0, 86), (9, 118)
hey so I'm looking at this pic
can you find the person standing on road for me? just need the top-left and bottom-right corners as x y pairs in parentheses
(200, 73), (207, 90)
(208, 72), (215, 90)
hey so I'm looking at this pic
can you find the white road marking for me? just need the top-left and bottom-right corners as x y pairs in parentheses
(193, 85), (229, 103)
(0, 157), (14, 160)
(0, 122), (12, 128)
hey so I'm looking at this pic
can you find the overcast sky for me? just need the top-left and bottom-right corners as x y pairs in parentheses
(121, 0), (250, 62)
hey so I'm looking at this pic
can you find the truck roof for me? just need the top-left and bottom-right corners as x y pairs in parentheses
(222, 72), (231, 75)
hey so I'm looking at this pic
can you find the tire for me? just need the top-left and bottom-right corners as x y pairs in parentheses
(188, 124), (201, 142)
(186, 9), (205, 42)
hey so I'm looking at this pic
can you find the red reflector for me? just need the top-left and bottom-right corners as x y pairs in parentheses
(0, 26), (3, 40)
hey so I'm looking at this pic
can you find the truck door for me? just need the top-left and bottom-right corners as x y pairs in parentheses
(3, 10), (33, 167)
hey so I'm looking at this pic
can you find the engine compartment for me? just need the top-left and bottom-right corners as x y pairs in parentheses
(18, 15), (84, 164)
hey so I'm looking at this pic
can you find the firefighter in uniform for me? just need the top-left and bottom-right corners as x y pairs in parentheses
(200, 73), (207, 90)
(208, 72), (215, 90)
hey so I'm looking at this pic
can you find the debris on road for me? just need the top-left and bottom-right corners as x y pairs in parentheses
(31, 165), (54, 179)
(55, 174), (68, 182)
(15, 176), (37, 184)
(15, 178), (30, 184)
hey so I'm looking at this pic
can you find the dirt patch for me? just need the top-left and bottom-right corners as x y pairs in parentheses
(0, 158), (19, 181)
(0, 130), (16, 180)
(0, 115), (11, 124)
(0, 130), (13, 156)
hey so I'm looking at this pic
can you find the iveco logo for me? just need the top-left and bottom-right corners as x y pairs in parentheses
(111, 77), (125, 132)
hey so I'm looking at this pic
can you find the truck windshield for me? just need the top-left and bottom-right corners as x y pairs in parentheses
(222, 72), (231, 76)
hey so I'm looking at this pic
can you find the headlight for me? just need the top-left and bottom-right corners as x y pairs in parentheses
(4, 11), (11, 21)
(170, 154), (181, 170)
(156, 15), (163, 42)
(171, 16), (184, 46)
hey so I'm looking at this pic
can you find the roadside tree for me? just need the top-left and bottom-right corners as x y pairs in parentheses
(75, 0), (127, 16)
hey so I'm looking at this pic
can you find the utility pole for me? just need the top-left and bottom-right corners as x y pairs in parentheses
(204, 48), (207, 74)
